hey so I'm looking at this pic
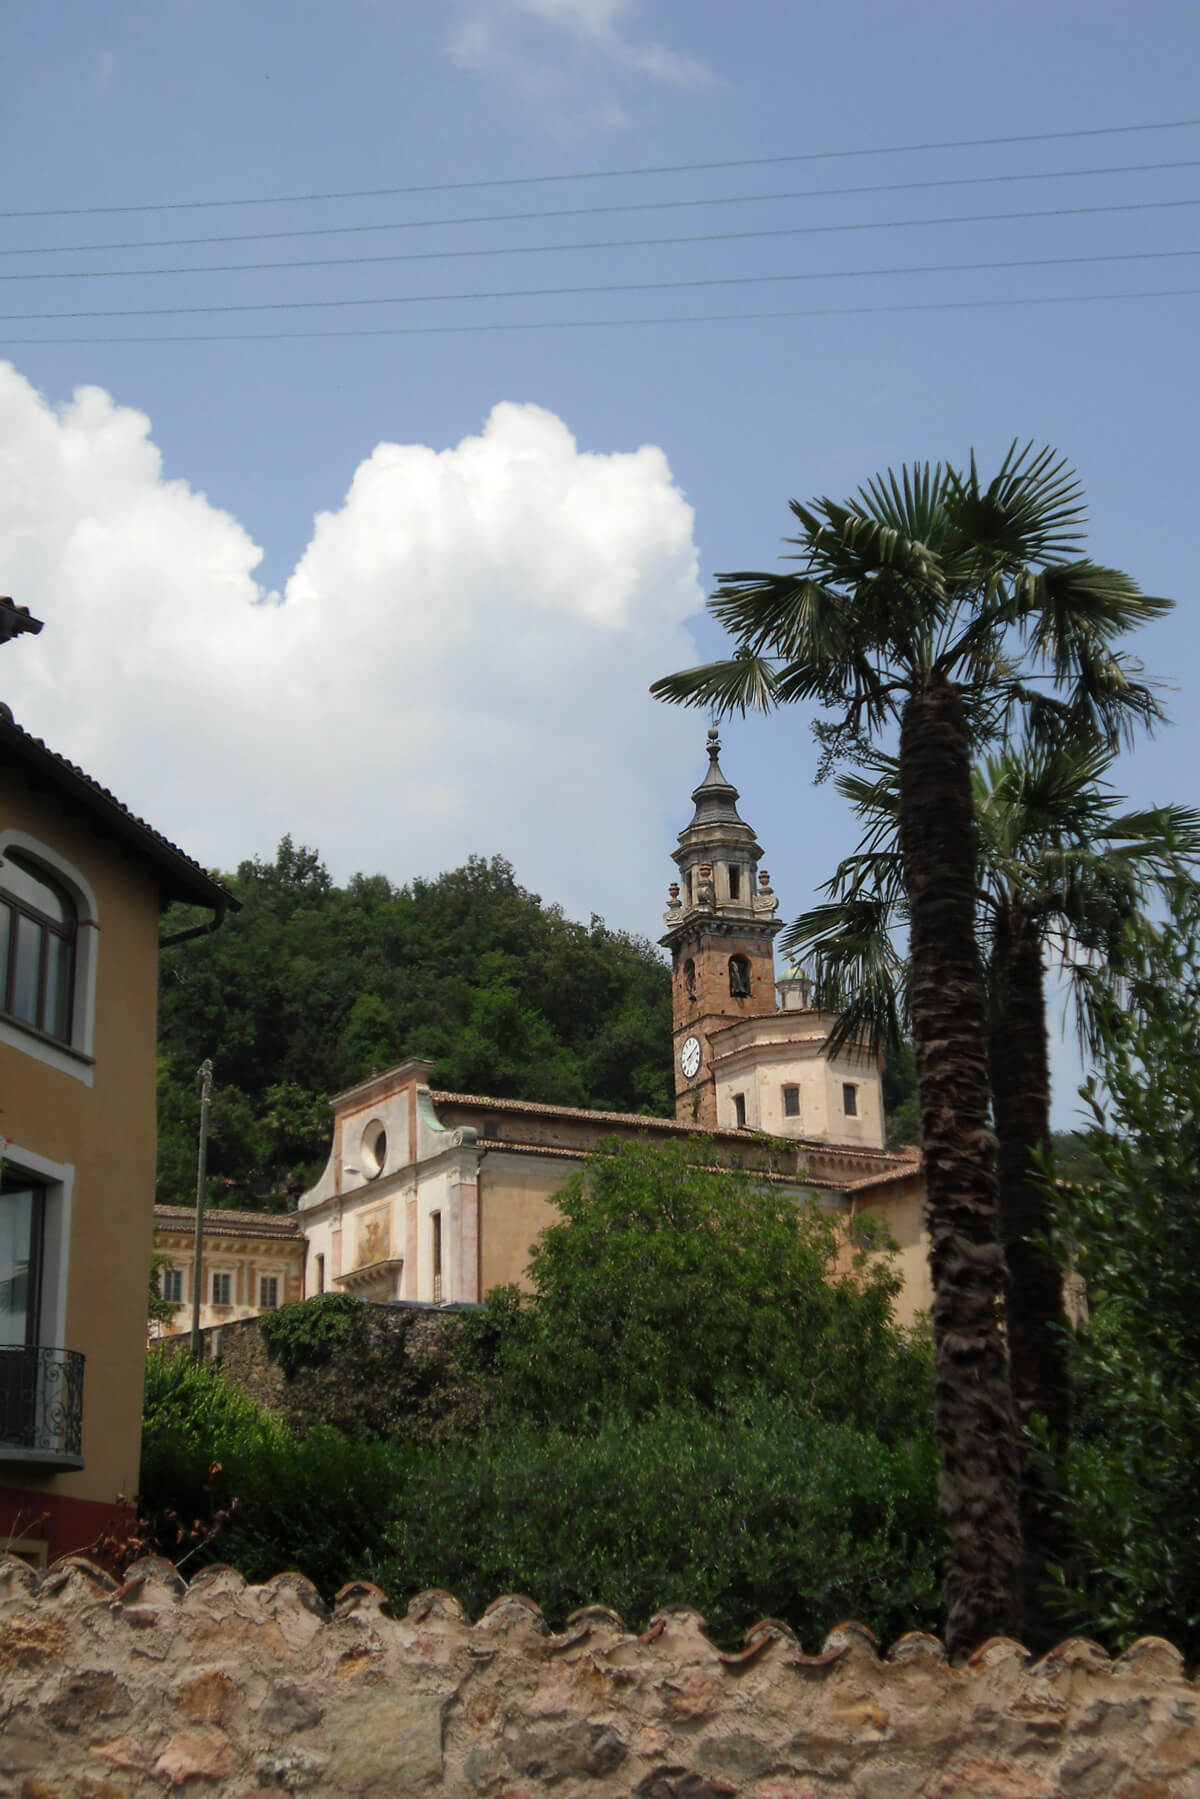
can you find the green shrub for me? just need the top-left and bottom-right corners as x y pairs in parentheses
(369, 1400), (941, 1648)
(1052, 878), (1200, 1655)
(258, 1292), (363, 1378)
(140, 1351), (403, 1589)
(141, 1355), (940, 1646)
(456, 1137), (931, 1443)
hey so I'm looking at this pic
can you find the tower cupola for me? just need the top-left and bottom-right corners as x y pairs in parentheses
(661, 731), (781, 1125)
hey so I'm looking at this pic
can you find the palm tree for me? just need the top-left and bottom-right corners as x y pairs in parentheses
(651, 445), (1167, 1657)
(790, 741), (1198, 1650)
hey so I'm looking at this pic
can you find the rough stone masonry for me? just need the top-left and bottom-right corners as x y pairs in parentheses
(1, 1553), (1199, 1797)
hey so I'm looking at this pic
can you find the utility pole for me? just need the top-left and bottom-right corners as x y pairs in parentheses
(189, 1060), (214, 1359)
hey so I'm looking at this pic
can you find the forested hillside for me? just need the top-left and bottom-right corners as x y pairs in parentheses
(157, 840), (674, 1211)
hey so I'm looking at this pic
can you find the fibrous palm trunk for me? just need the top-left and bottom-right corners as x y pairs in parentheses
(989, 901), (1073, 1654)
(899, 673), (1021, 1660)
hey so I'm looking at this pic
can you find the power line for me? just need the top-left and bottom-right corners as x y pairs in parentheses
(5, 245), (1199, 323)
(4, 284), (1196, 347)
(3, 195), (1197, 285)
(4, 117), (1199, 220)
(4, 157), (1198, 260)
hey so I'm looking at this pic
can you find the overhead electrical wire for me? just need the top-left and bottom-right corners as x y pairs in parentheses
(2, 194), (1197, 285)
(4, 116), (1199, 220)
(4, 245), (1198, 324)
(5, 284), (1197, 347)
(4, 156), (1198, 260)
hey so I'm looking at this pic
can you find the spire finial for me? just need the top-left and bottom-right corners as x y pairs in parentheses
(706, 724), (720, 762)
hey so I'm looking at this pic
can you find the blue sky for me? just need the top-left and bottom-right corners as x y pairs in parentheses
(4, 0), (1199, 1123)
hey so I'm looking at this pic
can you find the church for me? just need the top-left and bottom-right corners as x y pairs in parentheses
(153, 735), (930, 1335)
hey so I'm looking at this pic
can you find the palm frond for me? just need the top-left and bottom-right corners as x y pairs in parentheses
(855, 459), (952, 548)
(780, 895), (908, 1056)
(649, 655), (779, 716)
(1023, 561), (1171, 663)
(944, 442), (1089, 566)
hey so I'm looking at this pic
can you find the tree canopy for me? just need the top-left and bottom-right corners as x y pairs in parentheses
(1055, 876), (1200, 1657)
(157, 844), (674, 1209)
(460, 1135), (930, 1440)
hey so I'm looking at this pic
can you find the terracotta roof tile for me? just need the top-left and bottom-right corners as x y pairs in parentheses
(431, 1090), (902, 1165)
(475, 1137), (841, 1189)
(154, 1204), (302, 1240)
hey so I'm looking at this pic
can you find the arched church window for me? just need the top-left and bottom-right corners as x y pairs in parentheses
(684, 959), (696, 1001)
(728, 955), (750, 999)
(0, 852), (76, 1043)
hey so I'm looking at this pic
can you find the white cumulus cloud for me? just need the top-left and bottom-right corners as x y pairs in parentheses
(0, 369), (705, 931)
(446, 0), (711, 131)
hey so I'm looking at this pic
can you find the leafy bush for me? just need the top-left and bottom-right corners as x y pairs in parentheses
(258, 1292), (363, 1378)
(140, 1354), (940, 1645)
(1053, 877), (1200, 1656)
(140, 1351), (402, 1590)
(370, 1400), (941, 1648)
(456, 1137), (931, 1441)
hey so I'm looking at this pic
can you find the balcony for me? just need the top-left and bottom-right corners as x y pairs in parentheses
(0, 1346), (85, 1469)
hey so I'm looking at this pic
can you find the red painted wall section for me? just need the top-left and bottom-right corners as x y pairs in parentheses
(0, 1485), (133, 1567)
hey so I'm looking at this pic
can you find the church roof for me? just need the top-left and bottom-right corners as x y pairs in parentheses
(429, 1089), (904, 1173)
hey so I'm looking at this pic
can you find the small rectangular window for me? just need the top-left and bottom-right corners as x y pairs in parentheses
(728, 865), (741, 900)
(842, 1083), (858, 1117)
(211, 1271), (232, 1307)
(733, 1092), (747, 1128)
(161, 1267), (184, 1304)
(782, 1085), (800, 1118)
(431, 1211), (443, 1303)
(260, 1276), (279, 1310)
(315, 1253), (326, 1295)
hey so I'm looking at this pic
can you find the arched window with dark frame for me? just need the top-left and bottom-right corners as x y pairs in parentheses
(0, 852), (76, 1043)
(729, 955), (751, 999)
(683, 958), (696, 1001)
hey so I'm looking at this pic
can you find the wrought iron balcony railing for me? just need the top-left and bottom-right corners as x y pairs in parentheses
(0, 1345), (85, 1465)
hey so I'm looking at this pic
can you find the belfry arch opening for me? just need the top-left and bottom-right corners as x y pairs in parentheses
(728, 955), (751, 999)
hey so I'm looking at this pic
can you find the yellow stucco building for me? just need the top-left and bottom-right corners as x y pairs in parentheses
(1, 686), (231, 1566)
(151, 1205), (304, 1340)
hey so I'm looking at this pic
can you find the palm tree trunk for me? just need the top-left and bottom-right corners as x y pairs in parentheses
(989, 900), (1073, 1653)
(899, 672), (1020, 1660)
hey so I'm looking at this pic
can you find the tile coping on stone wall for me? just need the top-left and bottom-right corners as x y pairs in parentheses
(2, 1553), (1198, 1797)
(0, 1552), (1189, 1673)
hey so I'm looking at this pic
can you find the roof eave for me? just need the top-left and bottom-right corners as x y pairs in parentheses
(0, 714), (236, 914)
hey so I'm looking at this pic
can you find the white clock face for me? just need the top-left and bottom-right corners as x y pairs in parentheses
(680, 1035), (702, 1080)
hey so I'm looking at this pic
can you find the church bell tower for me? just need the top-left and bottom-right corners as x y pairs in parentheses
(660, 730), (781, 1127)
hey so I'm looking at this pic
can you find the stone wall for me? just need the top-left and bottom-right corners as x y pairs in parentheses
(159, 1304), (484, 1443)
(2, 1552), (1197, 1797)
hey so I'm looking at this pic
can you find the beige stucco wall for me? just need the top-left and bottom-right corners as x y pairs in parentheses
(0, 773), (162, 1517)
(711, 1015), (886, 1151)
(478, 1153), (572, 1294)
(2, 1554), (1197, 1795)
(853, 1177), (932, 1328)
